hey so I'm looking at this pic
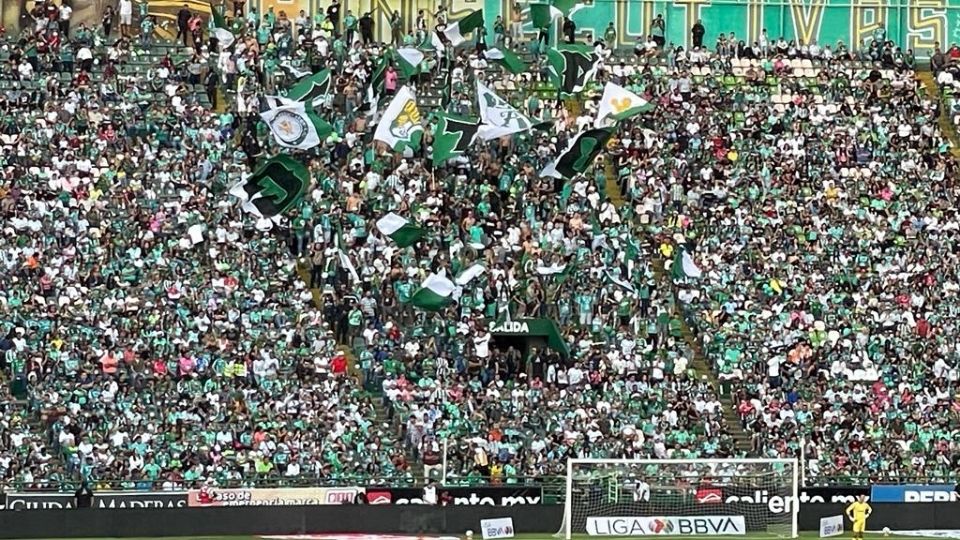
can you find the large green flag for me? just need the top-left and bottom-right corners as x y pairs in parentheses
(529, 3), (559, 29)
(432, 113), (479, 165)
(371, 54), (389, 93)
(547, 44), (601, 95)
(286, 69), (332, 108)
(365, 55), (390, 114)
(229, 155), (309, 220)
(541, 127), (614, 179)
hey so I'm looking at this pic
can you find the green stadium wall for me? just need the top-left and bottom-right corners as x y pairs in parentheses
(347, 0), (960, 56)
(0, 503), (960, 538)
(5, 0), (959, 58)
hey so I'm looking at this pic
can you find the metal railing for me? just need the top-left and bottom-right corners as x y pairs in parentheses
(1, 475), (556, 489)
(3, 473), (956, 496)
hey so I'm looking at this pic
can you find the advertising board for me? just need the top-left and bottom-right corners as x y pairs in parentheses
(187, 487), (361, 507)
(480, 517), (516, 539)
(369, 486), (543, 506)
(586, 516), (747, 536)
(819, 515), (844, 538)
(870, 485), (958, 503)
(4, 491), (187, 510)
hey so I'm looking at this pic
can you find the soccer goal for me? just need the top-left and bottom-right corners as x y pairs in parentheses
(558, 458), (799, 539)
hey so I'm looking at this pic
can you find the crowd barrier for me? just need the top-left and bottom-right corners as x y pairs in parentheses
(2, 502), (960, 538)
(0, 505), (563, 538)
(3, 485), (959, 537)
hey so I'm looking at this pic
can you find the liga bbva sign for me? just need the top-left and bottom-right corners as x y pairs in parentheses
(587, 516), (747, 537)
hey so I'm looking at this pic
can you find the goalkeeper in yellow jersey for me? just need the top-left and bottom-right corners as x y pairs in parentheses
(846, 495), (872, 540)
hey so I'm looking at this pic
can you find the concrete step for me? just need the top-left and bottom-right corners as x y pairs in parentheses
(603, 155), (624, 208)
(648, 254), (754, 455)
(917, 70), (960, 159)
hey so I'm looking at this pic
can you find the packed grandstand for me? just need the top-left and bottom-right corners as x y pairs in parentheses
(0, 0), (958, 497)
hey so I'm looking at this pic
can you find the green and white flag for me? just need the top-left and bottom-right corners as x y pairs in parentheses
(410, 271), (457, 311)
(483, 47), (527, 74)
(279, 61), (311, 81)
(260, 100), (332, 150)
(376, 212), (426, 248)
(541, 127), (614, 179)
(476, 80), (533, 141)
(260, 94), (295, 110)
(536, 262), (567, 275)
(604, 268), (635, 293)
(672, 249), (703, 280)
(229, 154), (309, 221)
(209, 0), (235, 48)
(286, 69), (332, 108)
(333, 225), (361, 284)
(396, 47), (425, 78)
(594, 82), (654, 127)
(553, 0), (586, 17)
(529, 0), (582, 29)
(432, 113), (480, 164)
(374, 85), (424, 152)
(455, 264), (486, 286)
(365, 55), (390, 117)
(438, 9), (484, 47)
(547, 44), (601, 95)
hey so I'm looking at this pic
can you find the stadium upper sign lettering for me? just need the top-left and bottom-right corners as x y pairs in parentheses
(490, 321), (529, 333)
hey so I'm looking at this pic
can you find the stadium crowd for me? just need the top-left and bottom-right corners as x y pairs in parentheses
(0, 0), (958, 492)
(660, 54), (960, 482)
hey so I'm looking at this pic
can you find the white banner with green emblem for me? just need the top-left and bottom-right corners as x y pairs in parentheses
(373, 85), (423, 153)
(260, 101), (326, 150)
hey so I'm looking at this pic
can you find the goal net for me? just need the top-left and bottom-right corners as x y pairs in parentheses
(559, 459), (799, 539)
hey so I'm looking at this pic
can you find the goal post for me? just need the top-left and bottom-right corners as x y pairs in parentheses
(559, 458), (799, 539)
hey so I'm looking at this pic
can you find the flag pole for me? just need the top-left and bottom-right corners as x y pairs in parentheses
(443, 42), (453, 110)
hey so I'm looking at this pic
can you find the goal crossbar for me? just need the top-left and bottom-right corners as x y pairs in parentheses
(567, 458), (799, 466)
(561, 458), (800, 540)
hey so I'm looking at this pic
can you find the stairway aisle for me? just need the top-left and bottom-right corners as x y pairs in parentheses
(603, 156), (624, 207)
(918, 70), (960, 159)
(647, 253), (753, 454)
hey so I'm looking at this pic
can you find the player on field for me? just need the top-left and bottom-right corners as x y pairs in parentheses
(846, 495), (872, 540)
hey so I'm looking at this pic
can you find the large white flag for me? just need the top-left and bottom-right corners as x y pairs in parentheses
(374, 86), (424, 152)
(259, 101), (329, 150)
(594, 82), (654, 128)
(476, 80), (533, 141)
